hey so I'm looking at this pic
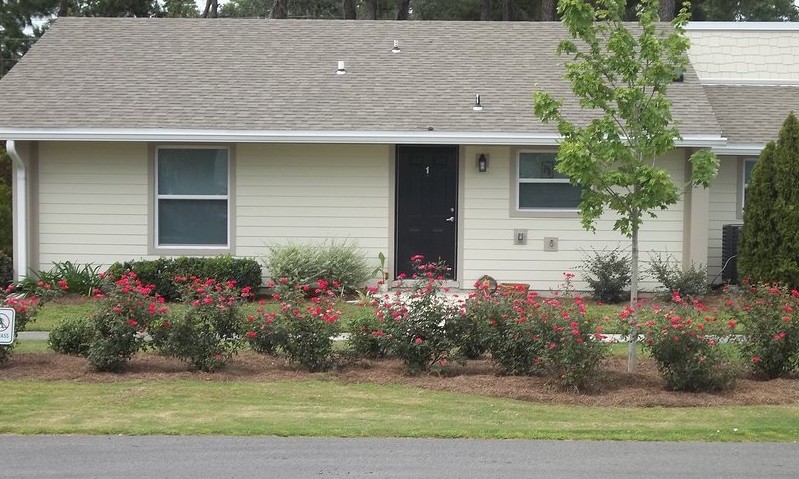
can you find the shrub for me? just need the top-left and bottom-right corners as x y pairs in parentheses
(264, 240), (370, 296)
(480, 277), (608, 391)
(0, 254), (13, 289)
(345, 304), (392, 360)
(43, 261), (102, 296)
(647, 253), (709, 297)
(0, 287), (41, 364)
(638, 293), (737, 392)
(374, 256), (461, 375)
(107, 256), (262, 301)
(48, 316), (93, 357)
(738, 112), (799, 288)
(271, 279), (342, 372)
(724, 282), (799, 379)
(244, 303), (283, 356)
(151, 277), (250, 372)
(86, 273), (168, 372)
(580, 246), (630, 304)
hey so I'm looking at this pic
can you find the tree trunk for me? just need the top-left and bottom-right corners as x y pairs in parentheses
(627, 216), (640, 373)
(364, 0), (378, 19)
(270, 0), (288, 18)
(395, 0), (410, 20)
(658, 0), (675, 21)
(343, 0), (356, 19)
(541, 0), (555, 21)
(58, 0), (69, 16)
(201, 0), (219, 18)
(502, 0), (514, 21)
(480, 0), (491, 21)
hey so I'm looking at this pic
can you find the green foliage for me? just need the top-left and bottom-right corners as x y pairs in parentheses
(368, 257), (464, 374)
(479, 279), (608, 391)
(580, 246), (631, 304)
(269, 280), (342, 372)
(107, 256), (262, 301)
(534, 0), (718, 238)
(692, 0), (799, 21)
(638, 294), (737, 391)
(244, 304), (284, 355)
(151, 278), (249, 372)
(21, 261), (103, 297)
(0, 291), (41, 364)
(647, 253), (709, 297)
(345, 305), (393, 360)
(0, 254), (13, 289)
(376, 275), (459, 375)
(48, 316), (92, 357)
(86, 273), (167, 372)
(739, 113), (799, 288)
(0, 183), (11, 256)
(724, 282), (799, 379)
(264, 240), (370, 296)
(533, 0), (719, 372)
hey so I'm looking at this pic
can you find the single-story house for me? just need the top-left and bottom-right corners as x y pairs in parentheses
(0, 18), (797, 292)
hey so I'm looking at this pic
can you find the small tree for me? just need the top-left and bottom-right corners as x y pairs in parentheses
(739, 112), (799, 287)
(533, 0), (719, 372)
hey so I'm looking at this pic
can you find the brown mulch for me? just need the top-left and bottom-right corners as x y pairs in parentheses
(2, 351), (797, 407)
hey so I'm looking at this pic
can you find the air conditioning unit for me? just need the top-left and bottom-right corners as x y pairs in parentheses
(722, 224), (743, 284)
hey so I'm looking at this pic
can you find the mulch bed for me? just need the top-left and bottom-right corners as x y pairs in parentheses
(2, 351), (797, 407)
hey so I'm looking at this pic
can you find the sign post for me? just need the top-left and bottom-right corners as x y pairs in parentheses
(0, 307), (16, 345)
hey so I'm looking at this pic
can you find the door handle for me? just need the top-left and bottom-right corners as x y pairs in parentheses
(445, 216), (455, 222)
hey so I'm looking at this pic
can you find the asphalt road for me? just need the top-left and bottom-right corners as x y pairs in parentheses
(0, 436), (797, 478)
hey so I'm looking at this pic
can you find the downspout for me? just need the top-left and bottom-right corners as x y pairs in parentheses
(6, 141), (27, 283)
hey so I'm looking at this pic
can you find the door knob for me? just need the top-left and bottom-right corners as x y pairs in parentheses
(445, 216), (455, 222)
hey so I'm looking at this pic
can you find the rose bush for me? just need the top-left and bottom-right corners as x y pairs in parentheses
(637, 292), (737, 392)
(723, 282), (799, 379)
(151, 277), (250, 372)
(86, 272), (168, 372)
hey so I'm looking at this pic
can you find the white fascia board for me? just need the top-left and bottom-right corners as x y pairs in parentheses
(0, 128), (561, 145)
(711, 144), (765, 156)
(686, 22), (799, 32)
(0, 128), (726, 147)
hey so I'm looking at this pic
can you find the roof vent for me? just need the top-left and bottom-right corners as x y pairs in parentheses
(673, 68), (684, 83)
(391, 40), (401, 53)
(336, 61), (346, 75)
(472, 94), (483, 111)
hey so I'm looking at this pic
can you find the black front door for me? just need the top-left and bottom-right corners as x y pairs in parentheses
(395, 145), (458, 279)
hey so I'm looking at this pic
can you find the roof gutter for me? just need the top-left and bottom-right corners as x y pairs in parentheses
(5, 141), (28, 283)
(711, 144), (765, 156)
(0, 128), (727, 148)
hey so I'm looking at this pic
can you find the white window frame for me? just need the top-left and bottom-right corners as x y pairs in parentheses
(738, 157), (757, 219)
(510, 149), (581, 218)
(149, 145), (234, 255)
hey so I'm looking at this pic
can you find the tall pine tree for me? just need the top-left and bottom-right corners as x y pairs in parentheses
(739, 112), (799, 287)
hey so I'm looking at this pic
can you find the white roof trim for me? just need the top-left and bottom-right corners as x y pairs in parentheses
(0, 128), (726, 147)
(712, 144), (765, 156)
(700, 79), (799, 87)
(686, 22), (799, 31)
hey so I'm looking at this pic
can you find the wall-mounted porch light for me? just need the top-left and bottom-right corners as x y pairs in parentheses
(472, 93), (483, 111)
(477, 153), (488, 173)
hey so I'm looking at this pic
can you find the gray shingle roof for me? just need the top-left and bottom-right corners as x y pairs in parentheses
(0, 17), (720, 139)
(703, 85), (799, 145)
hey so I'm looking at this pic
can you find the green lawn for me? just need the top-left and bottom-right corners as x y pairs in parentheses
(1, 378), (796, 441)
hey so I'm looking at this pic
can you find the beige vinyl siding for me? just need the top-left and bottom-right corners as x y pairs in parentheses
(687, 25), (799, 84)
(235, 143), (390, 278)
(707, 156), (741, 283)
(460, 146), (688, 292)
(37, 142), (150, 270)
